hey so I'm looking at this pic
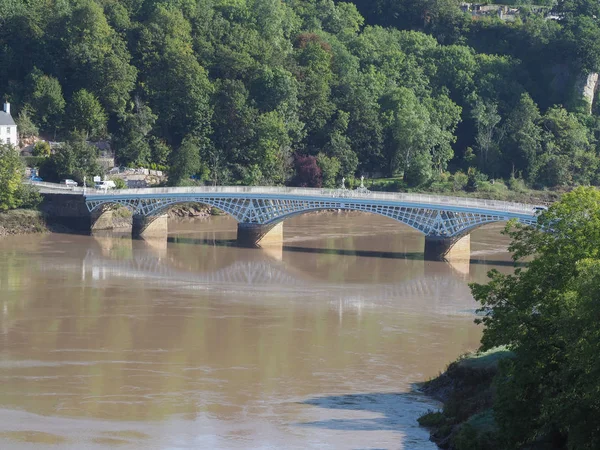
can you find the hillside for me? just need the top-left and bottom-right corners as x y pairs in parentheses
(1, 0), (599, 190)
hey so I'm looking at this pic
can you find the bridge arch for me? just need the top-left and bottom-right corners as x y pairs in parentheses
(90, 201), (136, 231)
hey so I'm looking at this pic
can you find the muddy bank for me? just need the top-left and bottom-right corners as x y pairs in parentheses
(418, 348), (513, 449)
(0, 209), (49, 237)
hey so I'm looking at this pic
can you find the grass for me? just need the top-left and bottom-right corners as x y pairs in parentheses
(418, 347), (513, 449)
(457, 347), (514, 370)
(0, 209), (48, 235)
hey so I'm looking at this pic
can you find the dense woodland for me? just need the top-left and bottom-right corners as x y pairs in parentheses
(2, 0), (600, 189)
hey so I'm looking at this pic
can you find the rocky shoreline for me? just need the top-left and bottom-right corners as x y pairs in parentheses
(166, 203), (213, 219)
(418, 348), (513, 449)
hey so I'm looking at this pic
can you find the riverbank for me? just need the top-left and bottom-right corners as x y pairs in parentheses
(0, 209), (49, 237)
(418, 348), (513, 449)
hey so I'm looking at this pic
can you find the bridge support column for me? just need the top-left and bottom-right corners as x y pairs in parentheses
(424, 234), (471, 262)
(91, 210), (114, 231)
(132, 214), (168, 239)
(237, 222), (283, 247)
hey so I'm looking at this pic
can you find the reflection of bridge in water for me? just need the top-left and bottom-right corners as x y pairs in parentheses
(42, 238), (480, 316)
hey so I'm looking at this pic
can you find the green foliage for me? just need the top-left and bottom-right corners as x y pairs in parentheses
(65, 90), (107, 139)
(15, 106), (39, 140)
(316, 153), (341, 188)
(417, 411), (444, 427)
(32, 141), (51, 157)
(1, 0), (600, 189)
(26, 69), (65, 132)
(39, 138), (102, 183)
(168, 135), (204, 186)
(110, 177), (127, 189)
(471, 187), (600, 448)
(0, 144), (25, 211)
(113, 97), (156, 166)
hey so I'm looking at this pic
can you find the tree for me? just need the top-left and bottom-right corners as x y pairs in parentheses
(471, 99), (501, 175)
(26, 69), (65, 133)
(471, 187), (600, 448)
(251, 111), (292, 184)
(168, 135), (202, 186)
(0, 144), (24, 211)
(65, 90), (108, 140)
(425, 94), (462, 174)
(317, 153), (341, 188)
(503, 93), (543, 181)
(113, 97), (157, 166)
(295, 38), (335, 148)
(380, 87), (433, 184)
(32, 140), (51, 157)
(65, 0), (136, 115)
(15, 106), (39, 141)
(324, 110), (358, 178)
(39, 137), (102, 183)
(293, 154), (322, 187)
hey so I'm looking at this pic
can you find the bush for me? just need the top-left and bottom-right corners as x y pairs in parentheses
(32, 141), (51, 157)
(418, 411), (445, 427)
(22, 156), (45, 168)
(508, 175), (527, 193)
(110, 177), (127, 189)
(453, 171), (468, 191)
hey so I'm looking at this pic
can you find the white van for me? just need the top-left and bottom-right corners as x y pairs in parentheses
(95, 180), (117, 190)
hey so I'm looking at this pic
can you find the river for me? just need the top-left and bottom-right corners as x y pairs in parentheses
(0, 212), (514, 449)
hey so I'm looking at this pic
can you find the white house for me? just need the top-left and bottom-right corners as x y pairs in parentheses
(0, 102), (18, 147)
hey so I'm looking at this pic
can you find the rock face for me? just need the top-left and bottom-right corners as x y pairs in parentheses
(575, 72), (599, 113)
(166, 204), (211, 219)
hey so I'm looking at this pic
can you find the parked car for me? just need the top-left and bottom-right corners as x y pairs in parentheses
(95, 180), (117, 190)
(61, 179), (78, 187)
(30, 176), (43, 182)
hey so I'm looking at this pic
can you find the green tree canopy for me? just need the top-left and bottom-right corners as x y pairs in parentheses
(65, 89), (108, 140)
(472, 187), (600, 448)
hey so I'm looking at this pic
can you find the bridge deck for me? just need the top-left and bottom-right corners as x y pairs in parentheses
(80, 185), (537, 215)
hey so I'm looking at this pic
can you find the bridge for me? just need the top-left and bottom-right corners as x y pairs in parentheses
(54, 182), (539, 261)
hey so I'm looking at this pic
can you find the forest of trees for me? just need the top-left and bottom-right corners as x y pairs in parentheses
(2, 0), (600, 190)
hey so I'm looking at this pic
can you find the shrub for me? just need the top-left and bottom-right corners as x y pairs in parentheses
(110, 177), (127, 189)
(32, 141), (51, 157)
(418, 411), (444, 427)
(453, 171), (468, 191)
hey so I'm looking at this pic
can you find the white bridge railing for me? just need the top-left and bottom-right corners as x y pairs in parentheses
(29, 181), (539, 215)
(85, 185), (537, 215)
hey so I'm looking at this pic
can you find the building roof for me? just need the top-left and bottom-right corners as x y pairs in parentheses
(0, 111), (16, 126)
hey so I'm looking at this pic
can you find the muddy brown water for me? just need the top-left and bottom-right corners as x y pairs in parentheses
(0, 212), (514, 449)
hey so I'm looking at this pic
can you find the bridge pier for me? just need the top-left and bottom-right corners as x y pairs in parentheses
(132, 214), (168, 239)
(237, 222), (283, 247)
(424, 234), (471, 262)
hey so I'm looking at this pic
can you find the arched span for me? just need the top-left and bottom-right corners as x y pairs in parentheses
(85, 194), (536, 238)
(261, 207), (535, 238)
(88, 199), (137, 214)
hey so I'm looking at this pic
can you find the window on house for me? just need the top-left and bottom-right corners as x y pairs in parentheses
(6, 127), (9, 134)
(6, 137), (11, 144)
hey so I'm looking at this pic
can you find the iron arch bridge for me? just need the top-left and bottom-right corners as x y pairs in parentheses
(84, 185), (538, 238)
